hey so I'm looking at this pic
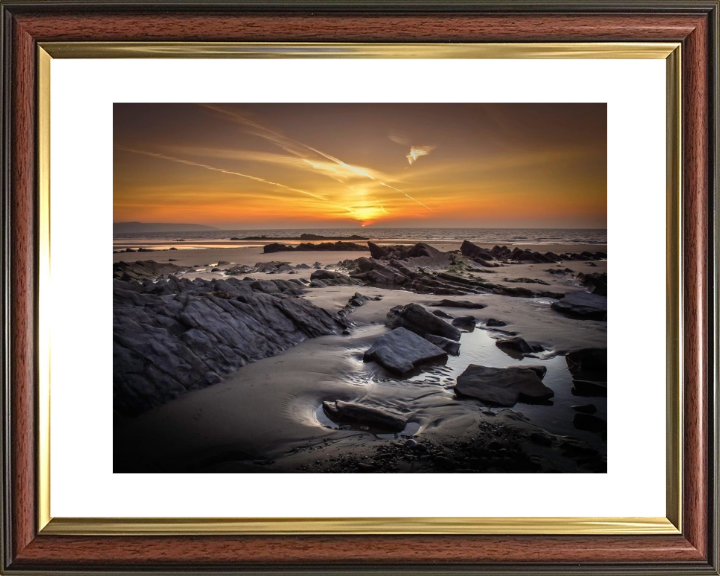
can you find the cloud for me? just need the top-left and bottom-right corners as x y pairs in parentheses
(200, 104), (431, 210)
(388, 132), (435, 166)
(406, 145), (435, 165)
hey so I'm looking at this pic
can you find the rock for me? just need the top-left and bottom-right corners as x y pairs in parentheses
(495, 336), (534, 355)
(263, 241), (367, 253)
(387, 303), (462, 341)
(454, 365), (554, 406)
(217, 260), (230, 265)
(546, 268), (573, 275)
(576, 272), (607, 296)
(364, 327), (448, 375)
(322, 400), (406, 432)
(551, 291), (607, 320)
(432, 309), (454, 319)
(485, 318), (507, 327)
(309, 270), (359, 286)
(424, 334), (461, 356)
(404, 439), (417, 448)
(349, 292), (369, 307)
(503, 277), (550, 285)
(225, 265), (257, 275)
(451, 315), (476, 331)
(572, 404), (597, 414)
(431, 299), (486, 309)
(460, 240), (498, 267)
(566, 348), (607, 396)
(113, 276), (347, 417)
(113, 260), (186, 282)
(295, 263), (311, 270)
(573, 413), (607, 433)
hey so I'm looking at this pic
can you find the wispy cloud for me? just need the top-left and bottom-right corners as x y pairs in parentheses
(114, 145), (329, 201)
(200, 104), (431, 211)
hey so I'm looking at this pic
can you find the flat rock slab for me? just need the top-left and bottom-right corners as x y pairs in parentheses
(551, 291), (607, 320)
(387, 303), (462, 341)
(431, 299), (486, 309)
(322, 400), (406, 432)
(364, 327), (448, 375)
(455, 364), (554, 407)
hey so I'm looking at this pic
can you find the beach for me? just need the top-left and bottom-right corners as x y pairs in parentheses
(113, 234), (607, 473)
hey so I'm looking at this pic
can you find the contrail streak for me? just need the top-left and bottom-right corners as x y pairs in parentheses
(115, 145), (328, 201)
(200, 104), (432, 211)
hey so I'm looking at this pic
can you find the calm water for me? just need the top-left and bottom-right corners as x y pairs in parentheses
(114, 227), (607, 246)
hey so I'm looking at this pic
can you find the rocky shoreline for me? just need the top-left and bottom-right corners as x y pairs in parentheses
(113, 239), (607, 473)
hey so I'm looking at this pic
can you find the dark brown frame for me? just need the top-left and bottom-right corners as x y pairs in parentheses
(1, 1), (718, 573)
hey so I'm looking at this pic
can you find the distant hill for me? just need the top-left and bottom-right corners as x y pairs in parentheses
(113, 222), (218, 233)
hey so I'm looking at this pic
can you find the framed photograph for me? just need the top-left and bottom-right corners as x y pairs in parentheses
(1, 1), (717, 574)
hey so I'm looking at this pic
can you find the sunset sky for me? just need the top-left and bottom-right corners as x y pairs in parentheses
(113, 103), (606, 229)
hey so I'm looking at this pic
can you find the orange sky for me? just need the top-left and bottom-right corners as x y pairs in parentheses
(113, 103), (606, 229)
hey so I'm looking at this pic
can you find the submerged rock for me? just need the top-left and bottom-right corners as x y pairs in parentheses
(364, 327), (448, 375)
(387, 303), (462, 341)
(454, 365), (554, 407)
(322, 400), (406, 432)
(551, 291), (607, 320)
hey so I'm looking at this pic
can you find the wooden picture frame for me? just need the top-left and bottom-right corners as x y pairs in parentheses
(1, 1), (717, 573)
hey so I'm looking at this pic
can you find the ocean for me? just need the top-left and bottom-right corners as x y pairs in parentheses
(113, 228), (607, 246)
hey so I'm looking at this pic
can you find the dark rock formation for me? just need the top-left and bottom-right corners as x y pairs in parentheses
(495, 336), (534, 355)
(322, 400), (406, 432)
(309, 269), (360, 287)
(551, 291), (607, 320)
(454, 365), (554, 406)
(460, 240), (499, 267)
(566, 348), (607, 396)
(424, 334), (461, 356)
(431, 299), (486, 309)
(364, 327), (448, 375)
(113, 260), (186, 282)
(503, 277), (550, 285)
(432, 310), (453, 319)
(490, 245), (605, 263)
(368, 241), (443, 261)
(577, 272), (607, 296)
(263, 241), (368, 253)
(114, 275), (347, 417)
(386, 303), (462, 341)
(451, 315), (477, 331)
(242, 233), (368, 241)
(485, 318), (507, 327)
(225, 264), (257, 275)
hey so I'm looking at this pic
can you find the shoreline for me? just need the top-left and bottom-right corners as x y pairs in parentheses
(113, 239), (607, 474)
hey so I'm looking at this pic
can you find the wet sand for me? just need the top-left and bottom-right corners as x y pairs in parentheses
(114, 243), (607, 473)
